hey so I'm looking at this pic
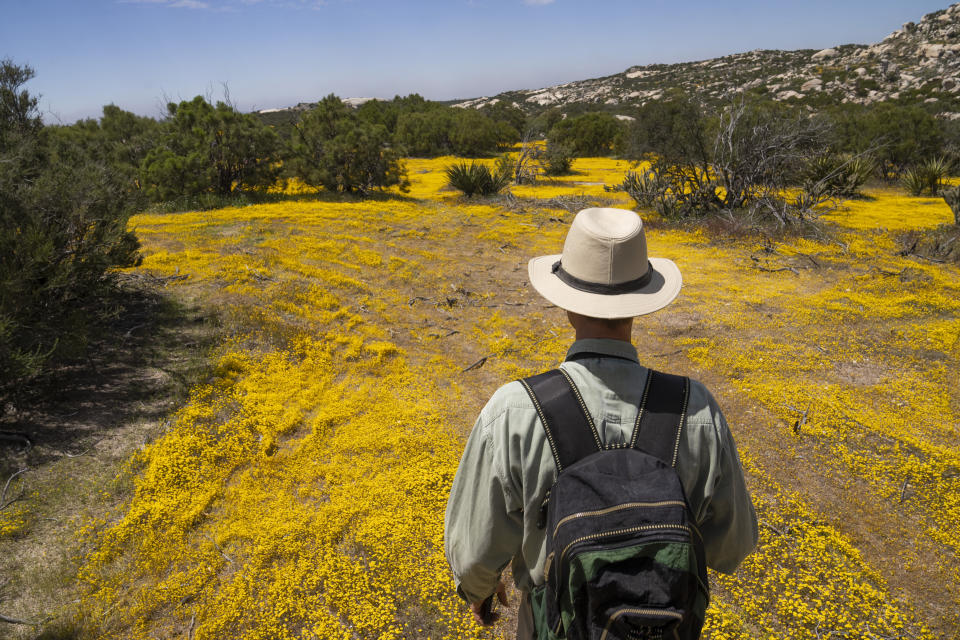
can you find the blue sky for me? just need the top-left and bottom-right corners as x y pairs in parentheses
(1, 0), (951, 123)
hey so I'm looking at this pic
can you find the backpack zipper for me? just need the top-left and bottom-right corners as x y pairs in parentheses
(600, 607), (683, 640)
(552, 500), (687, 537)
(559, 524), (691, 567)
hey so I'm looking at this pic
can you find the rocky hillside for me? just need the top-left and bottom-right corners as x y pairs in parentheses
(454, 3), (960, 119)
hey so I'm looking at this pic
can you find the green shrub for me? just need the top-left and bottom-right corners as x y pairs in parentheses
(142, 96), (279, 201)
(548, 112), (623, 157)
(394, 105), (505, 157)
(543, 142), (574, 176)
(445, 161), (510, 197)
(1, 60), (141, 395)
(826, 102), (943, 179)
(288, 95), (408, 194)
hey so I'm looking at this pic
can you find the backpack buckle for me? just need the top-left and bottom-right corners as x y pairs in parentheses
(536, 490), (551, 529)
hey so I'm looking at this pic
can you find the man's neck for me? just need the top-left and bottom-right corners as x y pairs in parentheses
(567, 311), (634, 343)
(574, 328), (633, 342)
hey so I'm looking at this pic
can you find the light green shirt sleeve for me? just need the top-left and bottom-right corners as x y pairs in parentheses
(443, 395), (525, 604)
(683, 382), (758, 573)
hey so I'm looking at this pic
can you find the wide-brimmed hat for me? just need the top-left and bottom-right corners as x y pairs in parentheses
(528, 208), (681, 319)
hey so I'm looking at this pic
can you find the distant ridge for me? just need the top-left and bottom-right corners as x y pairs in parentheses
(260, 3), (960, 121)
(452, 3), (960, 119)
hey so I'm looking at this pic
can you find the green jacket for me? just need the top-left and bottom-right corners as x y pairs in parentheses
(444, 338), (758, 604)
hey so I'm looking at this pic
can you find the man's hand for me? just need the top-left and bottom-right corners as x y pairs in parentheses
(470, 580), (509, 626)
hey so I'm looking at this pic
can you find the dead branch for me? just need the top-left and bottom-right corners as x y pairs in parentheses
(462, 356), (490, 372)
(650, 350), (682, 358)
(206, 534), (233, 565)
(904, 252), (947, 264)
(798, 253), (821, 268)
(754, 265), (800, 275)
(899, 479), (910, 503)
(0, 612), (32, 625)
(758, 519), (793, 537)
(793, 405), (810, 435)
(1, 468), (28, 511)
(875, 267), (906, 277)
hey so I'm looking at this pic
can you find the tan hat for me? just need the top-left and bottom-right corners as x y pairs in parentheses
(527, 208), (681, 319)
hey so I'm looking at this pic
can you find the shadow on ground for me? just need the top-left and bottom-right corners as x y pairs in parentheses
(0, 278), (222, 636)
(1, 279), (220, 471)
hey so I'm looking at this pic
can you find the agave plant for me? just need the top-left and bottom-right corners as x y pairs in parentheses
(444, 161), (511, 197)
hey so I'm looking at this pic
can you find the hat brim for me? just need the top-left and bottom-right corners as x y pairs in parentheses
(528, 255), (682, 319)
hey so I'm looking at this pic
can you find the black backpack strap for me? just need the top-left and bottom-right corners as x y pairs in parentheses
(629, 369), (690, 467)
(519, 369), (602, 472)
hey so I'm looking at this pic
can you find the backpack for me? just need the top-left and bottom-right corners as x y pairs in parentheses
(518, 367), (709, 640)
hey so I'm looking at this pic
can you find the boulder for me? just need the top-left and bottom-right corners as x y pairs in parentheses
(921, 44), (946, 58)
(812, 48), (838, 60)
(776, 90), (805, 100)
(801, 78), (823, 92)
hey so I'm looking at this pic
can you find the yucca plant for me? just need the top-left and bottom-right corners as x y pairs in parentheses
(803, 154), (874, 198)
(616, 166), (684, 218)
(901, 167), (928, 196)
(445, 161), (511, 197)
(922, 157), (952, 196)
(903, 157), (953, 196)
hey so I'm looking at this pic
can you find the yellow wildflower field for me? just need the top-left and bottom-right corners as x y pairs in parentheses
(62, 158), (959, 638)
